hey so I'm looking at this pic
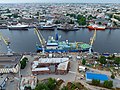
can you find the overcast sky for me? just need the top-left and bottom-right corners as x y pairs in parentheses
(0, 0), (120, 3)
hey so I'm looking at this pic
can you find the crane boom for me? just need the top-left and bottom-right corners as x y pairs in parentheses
(0, 33), (13, 55)
(90, 29), (96, 46)
(89, 29), (96, 54)
(34, 27), (46, 54)
(0, 33), (9, 45)
(34, 28), (46, 46)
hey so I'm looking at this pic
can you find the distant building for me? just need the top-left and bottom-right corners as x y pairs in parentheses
(0, 55), (22, 74)
(32, 58), (70, 75)
(86, 72), (108, 83)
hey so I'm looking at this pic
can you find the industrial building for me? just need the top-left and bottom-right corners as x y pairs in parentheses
(32, 58), (70, 75)
(0, 55), (22, 74)
(86, 72), (108, 83)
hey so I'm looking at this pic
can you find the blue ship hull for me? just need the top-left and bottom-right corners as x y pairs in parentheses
(36, 47), (89, 53)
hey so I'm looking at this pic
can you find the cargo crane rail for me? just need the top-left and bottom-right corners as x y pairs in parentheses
(34, 27), (46, 54)
(0, 33), (13, 55)
(89, 28), (96, 54)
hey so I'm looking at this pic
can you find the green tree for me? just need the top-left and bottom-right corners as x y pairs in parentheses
(35, 78), (56, 90)
(98, 22), (102, 25)
(54, 20), (60, 24)
(87, 15), (94, 20)
(12, 14), (19, 18)
(61, 86), (68, 90)
(24, 86), (32, 90)
(35, 83), (49, 90)
(82, 59), (86, 65)
(20, 57), (28, 69)
(46, 78), (56, 90)
(92, 79), (100, 86)
(111, 74), (115, 79)
(99, 56), (107, 65)
(6, 9), (11, 13)
(114, 57), (120, 69)
(77, 14), (86, 25)
(103, 80), (113, 89)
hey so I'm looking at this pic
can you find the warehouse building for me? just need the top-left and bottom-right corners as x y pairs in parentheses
(32, 58), (70, 75)
(86, 72), (108, 83)
(0, 55), (22, 74)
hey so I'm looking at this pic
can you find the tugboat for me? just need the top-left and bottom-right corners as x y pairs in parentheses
(88, 24), (106, 30)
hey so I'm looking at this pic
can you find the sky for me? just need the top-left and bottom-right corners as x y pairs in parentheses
(0, 0), (120, 3)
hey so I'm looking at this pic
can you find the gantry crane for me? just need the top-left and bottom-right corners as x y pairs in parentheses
(89, 28), (96, 54)
(34, 27), (46, 54)
(0, 33), (13, 55)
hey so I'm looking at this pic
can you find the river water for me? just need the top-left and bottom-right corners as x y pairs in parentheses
(0, 28), (120, 53)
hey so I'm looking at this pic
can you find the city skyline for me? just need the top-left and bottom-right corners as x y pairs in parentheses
(0, 0), (120, 3)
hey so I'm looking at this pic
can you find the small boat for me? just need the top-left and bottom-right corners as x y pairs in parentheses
(7, 23), (29, 30)
(88, 24), (106, 30)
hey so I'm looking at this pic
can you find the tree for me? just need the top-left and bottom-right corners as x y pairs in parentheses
(20, 57), (28, 69)
(54, 20), (60, 24)
(24, 86), (32, 90)
(98, 22), (102, 25)
(114, 57), (120, 69)
(82, 59), (86, 65)
(111, 74), (115, 79)
(35, 78), (56, 90)
(87, 15), (93, 20)
(77, 14), (86, 25)
(35, 83), (49, 90)
(92, 79), (100, 86)
(6, 9), (11, 13)
(46, 78), (56, 90)
(103, 80), (113, 89)
(12, 14), (19, 18)
(99, 56), (107, 65)
(61, 86), (68, 90)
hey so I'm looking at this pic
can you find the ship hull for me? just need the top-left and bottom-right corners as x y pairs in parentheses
(36, 47), (90, 53)
(8, 25), (29, 30)
(8, 27), (28, 30)
(57, 28), (79, 31)
(37, 26), (55, 30)
(88, 26), (105, 30)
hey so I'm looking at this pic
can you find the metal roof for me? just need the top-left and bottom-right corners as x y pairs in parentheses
(86, 72), (108, 81)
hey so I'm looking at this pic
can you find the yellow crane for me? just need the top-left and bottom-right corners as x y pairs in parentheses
(0, 33), (13, 55)
(89, 28), (96, 54)
(34, 27), (46, 54)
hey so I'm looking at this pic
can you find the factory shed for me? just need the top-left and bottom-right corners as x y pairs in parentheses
(86, 72), (108, 82)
